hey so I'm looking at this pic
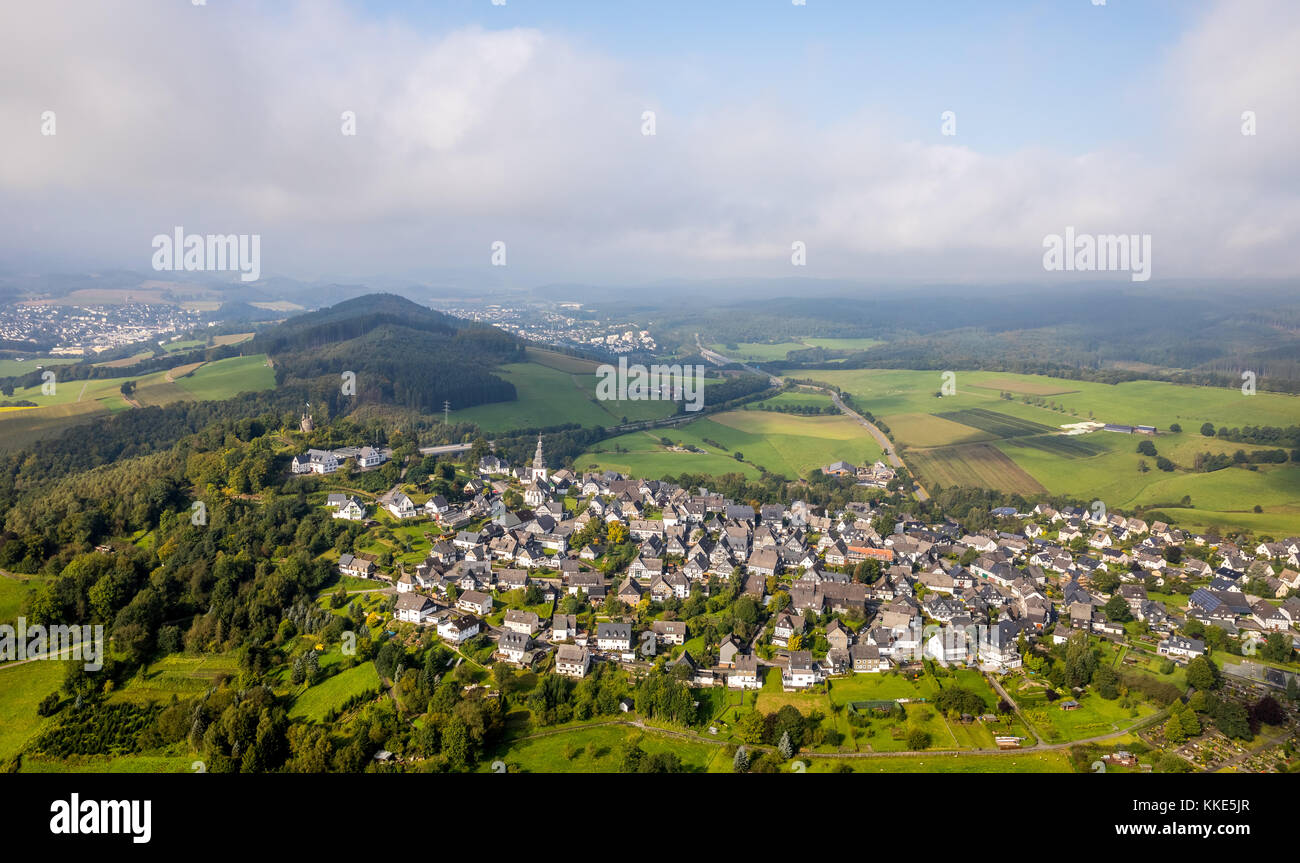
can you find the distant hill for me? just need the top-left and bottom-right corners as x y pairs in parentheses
(256, 293), (525, 413)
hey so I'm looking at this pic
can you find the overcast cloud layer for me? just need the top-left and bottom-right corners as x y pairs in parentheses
(0, 0), (1296, 287)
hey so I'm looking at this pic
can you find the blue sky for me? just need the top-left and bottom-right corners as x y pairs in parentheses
(353, 0), (1205, 155)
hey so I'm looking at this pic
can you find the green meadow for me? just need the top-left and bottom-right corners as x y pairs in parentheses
(579, 406), (886, 480)
(484, 722), (724, 773)
(801, 368), (1300, 533)
(0, 575), (41, 624)
(0, 354), (276, 453)
(450, 361), (680, 432)
(0, 658), (76, 760)
(710, 341), (811, 361)
(799, 337), (884, 352)
(288, 661), (382, 722)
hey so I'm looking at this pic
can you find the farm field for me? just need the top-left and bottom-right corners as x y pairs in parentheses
(578, 407), (885, 480)
(803, 750), (1073, 772)
(799, 337), (884, 352)
(0, 354), (276, 452)
(0, 357), (78, 377)
(804, 368), (1300, 533)
(451, 361), (678, 432)
(710, 341), (810, 361)
(908, 444), (1048, 494)
(751, 390), (837, 411)
(808, 368), (1300, 432)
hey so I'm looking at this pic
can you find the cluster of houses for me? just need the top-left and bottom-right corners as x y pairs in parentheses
(321, 435), (1299, 692)
(821, 459), (897, 489)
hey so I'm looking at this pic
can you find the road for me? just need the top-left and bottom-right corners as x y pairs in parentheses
(696, 333), (930, 502)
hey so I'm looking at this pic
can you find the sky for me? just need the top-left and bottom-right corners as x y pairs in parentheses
(0, 0), (1296, 289)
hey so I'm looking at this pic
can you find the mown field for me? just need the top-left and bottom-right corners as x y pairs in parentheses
(804, 368), (1300, 533)
(710, 341), (811, 361)
(578, 406), (885, 480)
(288, 662), (382, 722)
(450, 360), (680, 432)
(799, 337), (884, 352)
(484, 722), (726, 773)
(0, 575), (42, 624)
(0, 659), (75, 760)
(0, 357), (77, 377)
(0, 354), (276, 452)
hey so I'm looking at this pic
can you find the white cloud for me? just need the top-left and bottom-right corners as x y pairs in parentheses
(0, 0), (1295, 284)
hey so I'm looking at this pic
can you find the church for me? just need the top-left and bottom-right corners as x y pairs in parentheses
(524, 434), (551, 507)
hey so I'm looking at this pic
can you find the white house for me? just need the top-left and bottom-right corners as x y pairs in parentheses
(555, 644), (591, 678)
(332, 496), (366, 521)
(438, 614), (481, 644)
(292, 449), (339, 475)
(1158, 635), (1205, 658)
(782, 651), (823, 689)
(384, 493), (418, 520)
(728, 654), (763, 689)
(394, 593), (436, 624)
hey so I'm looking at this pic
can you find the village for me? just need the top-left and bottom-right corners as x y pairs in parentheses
(291, 431), (1300, 759)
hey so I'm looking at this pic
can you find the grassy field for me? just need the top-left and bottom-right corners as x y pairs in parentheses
(803, 367), (1300, 532)
(0, 658), (76, 760)
(1005, 676), (1157, 744)
(450, 361), (679, 432)
(485, 722), (724, 773)
(0, 354), (276, 452)
(0, 575), (41, 624)
(803, 750), (1073, 772)
(579, 407), (885, 480)
(710, 341), (810, 361)
(19, 754), (195, 773)
(108, 653), (242, 705)
(288, 662), (382, 721)
(908, 443), (1048, 494)
(799, 337), (884, 352)
(0, 357), (78, 377)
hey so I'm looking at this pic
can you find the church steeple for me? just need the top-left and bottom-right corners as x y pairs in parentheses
(530, 434), (548, 483)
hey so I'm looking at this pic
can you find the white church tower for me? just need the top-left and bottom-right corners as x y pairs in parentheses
(530, 434), (548, 484)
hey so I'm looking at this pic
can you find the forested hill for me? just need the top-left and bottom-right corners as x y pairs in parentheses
(258, 293), (525, 413)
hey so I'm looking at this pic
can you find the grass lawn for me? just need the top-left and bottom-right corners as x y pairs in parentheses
(803, 750), (1073, 773)
(0, 658), (77, 760)
(0, 575), (42, 624)
(484, 722), (724, 773)
(19, 754), (196, 773)
(1007, 676), (1156, 744)
(288, 661), (382, 721)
